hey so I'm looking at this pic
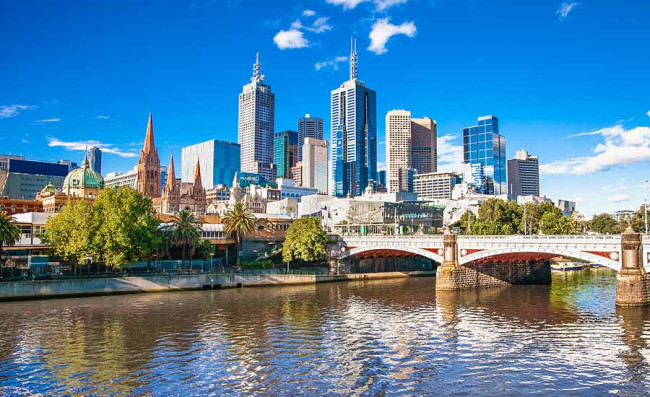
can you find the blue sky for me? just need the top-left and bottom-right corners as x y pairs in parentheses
(1, 0), (649, 216)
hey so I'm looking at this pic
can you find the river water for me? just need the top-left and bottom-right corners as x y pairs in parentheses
(0, 269), (648, 395)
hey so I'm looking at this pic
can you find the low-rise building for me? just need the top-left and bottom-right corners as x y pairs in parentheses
(414, 172), (461, 200)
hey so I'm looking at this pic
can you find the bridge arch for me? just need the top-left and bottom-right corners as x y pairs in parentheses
(459, 247), (621, 271)
(341, 246), (444, 264)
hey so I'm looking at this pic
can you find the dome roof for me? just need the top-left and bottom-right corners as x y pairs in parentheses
(40, 181), (57, 195)
(63, 157), (104, 190)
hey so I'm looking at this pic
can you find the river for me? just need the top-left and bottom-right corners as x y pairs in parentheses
(0, 269), (648, 395)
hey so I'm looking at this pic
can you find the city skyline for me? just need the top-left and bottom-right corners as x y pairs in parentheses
(2, 0), (650, 215)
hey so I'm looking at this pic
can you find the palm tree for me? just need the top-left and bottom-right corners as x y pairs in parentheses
(170, 210), (202, 261)
(223, 202), (256, 266)
(0, 211), (20, 263)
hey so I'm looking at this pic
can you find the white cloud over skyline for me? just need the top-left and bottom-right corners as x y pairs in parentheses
(326, 0), (368, 10)
(302, 9), (316, 17)
(273, 29), (310, 49)
(541, 124), (650, 175)
(35, 118), (61, 123)
(315, 55), (348, 71)
(607, 193), (635, 203)
(556, 2), (579, 21)
(368, 18), (416, 54)
(436, 134), (464, 173)
(374, 0), (408, 12)
(0, 104), (37, 118)
(47, 137), (138, 158)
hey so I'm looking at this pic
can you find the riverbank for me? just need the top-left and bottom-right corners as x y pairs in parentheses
(0, 271), (436, 301)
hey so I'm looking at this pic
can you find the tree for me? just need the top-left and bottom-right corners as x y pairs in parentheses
(0, 211), (20, 263)
(195, 239), (214, 261)
(223, 202), (256, 265)
(589, 213), (619, 235)
(93, 187), (161, 269)
(170, 210), (202, 261)
(282, 218), (327, 263)
(540, 212), (576, 235)
(43, 198), (97, 274)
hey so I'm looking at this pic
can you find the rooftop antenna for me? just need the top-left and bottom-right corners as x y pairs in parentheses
(252, 52), (264, 83)
(349, 37), (358, 81)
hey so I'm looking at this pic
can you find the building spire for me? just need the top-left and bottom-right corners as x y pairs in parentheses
(349, 37), (358, 81)
(232, 171), (239, 188)
(143, 112), (156, 154)
(251, 52), (264, 83)
(193, 158), (203, 192)
(166, 154), (176, 189)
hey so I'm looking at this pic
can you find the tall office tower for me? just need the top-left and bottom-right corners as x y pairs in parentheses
(462, 115), (506, 195)
(238, 53), (276, 181)
(273, 130), (298, 179)
(181, 139), (240, 190)
(507, 150), (540, 196)
(302, 138), (328, 194)
(88, 146), (102, 174)
(297, 114), (323, 162)
(385, 110), (437, 193)
(330, 39), (377, 197)
(136, 112), (161, 198)
(411, 117), (437, 174)
(386, 110), (412, 193)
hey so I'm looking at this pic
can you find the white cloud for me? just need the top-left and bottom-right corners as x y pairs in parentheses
(96, 115), (110, 119)
(437, 134), (464, 173)
(309, 17), (332, 33)
(556, 2), (579, 21)
(21, 138), (30, 144)
(647, 110), (650, 118)
(377, 162), (387, 172)
(326, 0), (369, 10)
(302, 9), (316, 17)
(35, 118), (61, 123)
(607, 193), (635, 203)
(541, 124), (650, 175)
(47, 137), (138, 158)
(0, 104), (37, 118)
(374, 0), (408, 12)
(315, 56), (348, 71)
(368, 18), (416, 55)
(273, 29), (309, 49)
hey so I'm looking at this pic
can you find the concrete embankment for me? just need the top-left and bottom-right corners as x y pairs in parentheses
(0, 271), (436, 301)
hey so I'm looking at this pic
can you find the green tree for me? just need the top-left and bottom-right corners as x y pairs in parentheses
(282, 218), (327, 263)
(540, 211), (576, 235)
(589, 213), (619, 235)
(0, 211), (20, 263)
(170, 210), (202, 261)
(223, 202), (256, 265)
(43, 198), (97, 274)
(93, 187), (161, 269)
(194, 239), (214, 261)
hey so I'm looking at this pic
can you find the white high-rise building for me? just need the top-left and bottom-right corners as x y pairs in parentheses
(298, 114), (323, 162)
(238, 53), (276, 181)
(302, 138), (328, 194)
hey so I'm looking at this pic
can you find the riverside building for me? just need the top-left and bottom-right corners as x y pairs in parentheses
(507, 150), (540, 196)
(181, 139), (240, 190)
(297, 114), (323, 162)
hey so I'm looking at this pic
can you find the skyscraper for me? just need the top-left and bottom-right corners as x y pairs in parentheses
(297, 114), (323, 162)
(181, 139), (240, 189)
(385, 110), (437, 193)
(507, 150), (540, 196)
(88, 146), (102, 174)
(136, 112), (161, 198)
(302, 138), (328, 194)
(462, 115), (506, 195)
(273, 130), (298, 179)
(330, 39), (377, 197)
(238, 53), (276, 181)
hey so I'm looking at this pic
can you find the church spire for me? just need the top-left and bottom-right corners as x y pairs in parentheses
(193, 159), (203, 192)
(142, 112), (156, 154)
(165, 154), (176, 189)
(349, 37), (358, 81)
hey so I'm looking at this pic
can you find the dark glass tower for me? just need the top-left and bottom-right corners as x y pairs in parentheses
(462, 115), (506, 195)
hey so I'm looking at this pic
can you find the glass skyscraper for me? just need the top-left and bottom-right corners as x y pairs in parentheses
(181, 139), (241, 189)
(330, 39), (377, 197)
(297, 114), (323, 162)
(273, 130), (298, 179)
(88, 146), (102, 174)
(462, 115), (506, 195)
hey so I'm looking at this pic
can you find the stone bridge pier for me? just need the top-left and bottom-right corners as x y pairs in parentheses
(436, 228), (650, 307)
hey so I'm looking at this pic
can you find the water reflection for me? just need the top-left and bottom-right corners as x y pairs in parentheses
(0, 270), (648, 395)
